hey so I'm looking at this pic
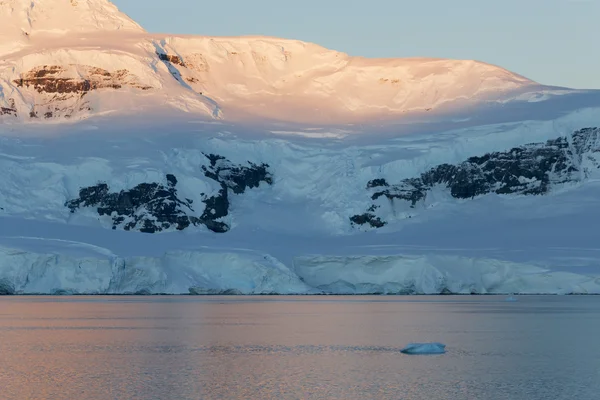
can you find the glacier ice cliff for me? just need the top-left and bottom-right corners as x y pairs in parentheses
(1, 246), (599, 295)
(0, 247), (309, 295)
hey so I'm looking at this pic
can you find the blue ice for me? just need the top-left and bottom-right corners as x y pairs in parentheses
(400, 342), (446, 355)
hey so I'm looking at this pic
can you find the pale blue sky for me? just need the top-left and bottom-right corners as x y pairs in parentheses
(113, 0), (600, 89)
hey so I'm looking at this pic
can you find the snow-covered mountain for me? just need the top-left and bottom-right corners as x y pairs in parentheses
(2, 0), (600, 295)
(0, 0), (563, 125)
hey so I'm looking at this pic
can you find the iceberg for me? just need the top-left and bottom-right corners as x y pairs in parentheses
(400, 343), (446, 355)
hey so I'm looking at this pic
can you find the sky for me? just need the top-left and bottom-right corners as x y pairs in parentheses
(113, 0), (600, 89)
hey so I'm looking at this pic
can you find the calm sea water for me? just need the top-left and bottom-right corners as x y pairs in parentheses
(0, 296), (599, 400)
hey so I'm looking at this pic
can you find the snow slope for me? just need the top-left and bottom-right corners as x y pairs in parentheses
(0, 0), (143, 54)
(2, 0), (600, 295)
(2, 105), (600, 295)
(0, 0), (578, 125)
(0, 0), (143, 35)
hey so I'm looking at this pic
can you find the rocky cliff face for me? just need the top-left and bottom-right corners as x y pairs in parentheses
(65, 154), (273, 234)
(0, 98), (17, 117)
(10, 64), (152, 119)
(351, 127), (600, 229)
(14, 65), (152, 94)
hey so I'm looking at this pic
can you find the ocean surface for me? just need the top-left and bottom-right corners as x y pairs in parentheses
(1, 296), (599, 400)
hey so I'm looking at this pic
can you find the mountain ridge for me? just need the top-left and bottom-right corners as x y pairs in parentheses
(2, 1), (600, 295)
(0, 0), (560, 125)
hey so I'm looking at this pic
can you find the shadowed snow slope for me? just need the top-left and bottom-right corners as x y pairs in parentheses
(2, 106), (600, 294)
(2, 0), (600, 295)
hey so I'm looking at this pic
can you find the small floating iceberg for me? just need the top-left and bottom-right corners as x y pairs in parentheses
(505, 296), (518, 302)
(400, 342), (446, 355)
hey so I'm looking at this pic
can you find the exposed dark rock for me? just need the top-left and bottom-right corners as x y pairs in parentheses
(200, 183), (230, 233)
(202, 153), (273, 194)
(352, 127), (600, 228)
(0, 98), (17, 117)
(0, 107), (17, 116)
(166, 174), (177, 187)
(196, 153), (274, 232)
(13, 65), (151, 120)
(372, 177), (427, 207)
(65, 178), (204, 233)
(204, 153), (226, 167)
(367, 178), (389, 188)
(157, 53), (186, 67)
(350, 213), (387, 228)
(65, 154), (274, 234)
(14, 65), (152, 95)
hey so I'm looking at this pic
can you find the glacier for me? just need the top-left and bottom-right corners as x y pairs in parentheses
(1, 0), (600, 295)
(2, 106), (600, 295)
(2, 243), (600, 295)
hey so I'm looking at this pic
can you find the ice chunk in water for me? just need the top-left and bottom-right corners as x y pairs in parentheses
(400, 343), (446, 355)
(505, 296), (518, 302)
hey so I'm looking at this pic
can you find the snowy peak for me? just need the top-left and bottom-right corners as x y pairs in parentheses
(0, 0), (144, 38)
(0, 0), (581, 125)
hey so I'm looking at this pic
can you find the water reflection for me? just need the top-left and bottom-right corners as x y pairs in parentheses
(0, 296), (599, 399)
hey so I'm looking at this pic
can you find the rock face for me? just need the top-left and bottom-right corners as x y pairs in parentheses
(157, 53), (185, 67)
(65, 154), (273, 233)
(350, 206), (387, 228)
(198, 153), (273, 232)
(14, 65), (152, 94)
(202, 153), (273, 194)
(351, 127), (600, 228)
(0, 98), (17, 117)
(12, 65), (152, 119)
(65, 175), (203, 233)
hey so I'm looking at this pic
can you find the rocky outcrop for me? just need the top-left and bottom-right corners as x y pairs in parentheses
(65, 154), (274, 234)
(350, 205), (387, 228)
(157, 53), (185, 67)
(0, 98), (17, 117)
(14, 65), (152, 94)
(11, 65), (153, 120)
(351, 127), (600, 228)
(65, 175), (206, 233)
(202, 153), (273, 194)
(198, 153), (273, 232)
